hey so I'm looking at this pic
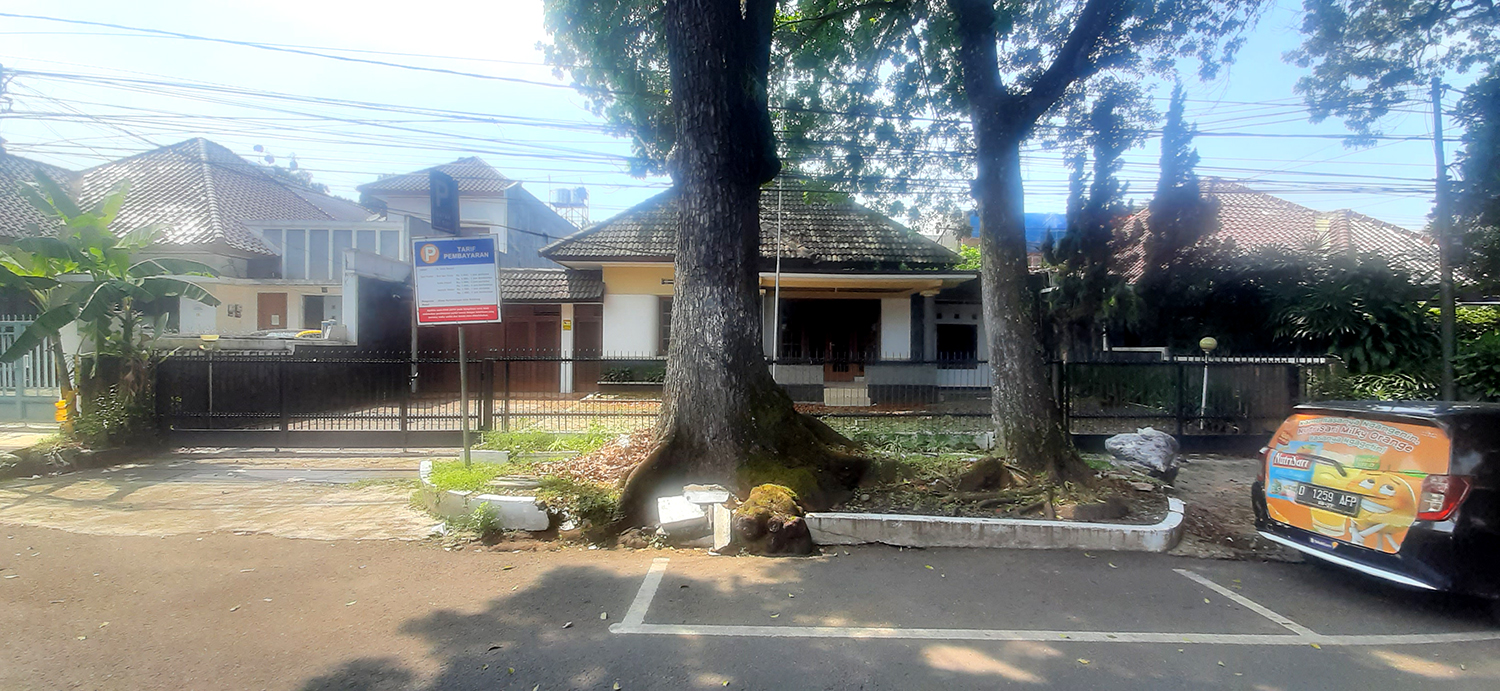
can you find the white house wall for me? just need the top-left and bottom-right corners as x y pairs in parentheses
(879, 297), (912, 360)
(383, 194), (509, 254)
(602, 294), (659, 356)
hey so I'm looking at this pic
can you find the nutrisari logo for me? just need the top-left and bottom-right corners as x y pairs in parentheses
(419, 243), (440, 264)
(1272, 451), (1312, 470)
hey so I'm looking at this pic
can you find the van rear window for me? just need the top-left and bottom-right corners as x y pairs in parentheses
(1264, 414), (1450, 554)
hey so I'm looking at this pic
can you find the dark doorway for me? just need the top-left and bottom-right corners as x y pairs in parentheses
(779, 299), (880, 379)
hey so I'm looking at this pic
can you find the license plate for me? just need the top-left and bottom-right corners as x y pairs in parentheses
(1295, 483), (1361, 517)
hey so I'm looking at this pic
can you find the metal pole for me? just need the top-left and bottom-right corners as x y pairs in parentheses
(458, 326), (470, 467)
(1432, 75), (1457, 400)
(772, 178), (784, 376)
(1199, 352), (1210, 429)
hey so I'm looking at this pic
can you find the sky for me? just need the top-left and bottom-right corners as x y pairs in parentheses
(0, 0), (1460, 231)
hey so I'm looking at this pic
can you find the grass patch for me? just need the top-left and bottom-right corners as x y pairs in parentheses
(477, 426), (615, 455)
(427, 459), (536, 493)
(1081, 453), (1116, 472)
(823, 416), (991, 438)
(535, 476), (619, 527)
(345, 478), (420, 491)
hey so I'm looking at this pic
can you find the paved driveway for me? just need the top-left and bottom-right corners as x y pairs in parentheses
(0, 455), (431, 540)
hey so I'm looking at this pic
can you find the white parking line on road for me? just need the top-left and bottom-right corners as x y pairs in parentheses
(1174, 568), (1318, 636)
(621, 558), (669, 627)
(609, 558), (1500, 647)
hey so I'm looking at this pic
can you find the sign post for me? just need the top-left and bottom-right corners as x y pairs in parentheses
(413, 235), (501, 467)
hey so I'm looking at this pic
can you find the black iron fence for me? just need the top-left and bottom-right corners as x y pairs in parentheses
(154, 352), (1329, 449)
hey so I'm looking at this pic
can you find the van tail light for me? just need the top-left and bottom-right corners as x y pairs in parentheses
(1416, 475), (1473, 522)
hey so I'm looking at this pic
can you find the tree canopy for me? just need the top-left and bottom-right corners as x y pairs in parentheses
(1288, 0), (1499, 140)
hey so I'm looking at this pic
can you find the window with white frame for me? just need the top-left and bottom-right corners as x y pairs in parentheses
(259, 227), (402, 281)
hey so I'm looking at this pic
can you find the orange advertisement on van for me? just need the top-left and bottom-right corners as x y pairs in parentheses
(1263, 413), (1450, 554)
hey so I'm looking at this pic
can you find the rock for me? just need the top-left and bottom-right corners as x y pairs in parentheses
(1104, 427), (1180, 482)
(956, 458), (1013, 493)
(732, 484), (813, 555)
(1056, 497), (1129, 522)
(1129, 481), (1155, 492)
(618, 527), (653, 549)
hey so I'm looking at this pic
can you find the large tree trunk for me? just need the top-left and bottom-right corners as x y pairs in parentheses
(616, 0), (864, 526)
(951, 0), (1096, 483)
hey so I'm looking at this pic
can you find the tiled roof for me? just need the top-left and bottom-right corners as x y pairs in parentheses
(77, 138), (374, 255)
(357, 157), (517, 196)
(1120, 179), (1437, 278)
(542, 188), (959, 271)
(0, 153), (77, 238)
(500, 268), (603, 302)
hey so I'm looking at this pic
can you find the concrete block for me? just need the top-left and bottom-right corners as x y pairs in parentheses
(683, 484), (731, 504)
(657, 496), (708, 535)
(418, 459), (550, 531)
(806, 498), (1186, 553)
(469, 449), (511, 464)
(711, 503), (732, 552)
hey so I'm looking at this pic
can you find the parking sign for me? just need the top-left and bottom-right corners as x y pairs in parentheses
(412, 236), (501, 325)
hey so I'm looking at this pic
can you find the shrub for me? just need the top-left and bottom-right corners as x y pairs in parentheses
(1309, 370), (1437, 401)
(1457, 331), (1500, 401)
(535, 476), (618, 527)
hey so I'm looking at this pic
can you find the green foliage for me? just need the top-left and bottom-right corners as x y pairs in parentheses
(1267, 250), (1436, 373)
(540, 1), (672, 176)
(427, 460), (535, 493)
(954, 244), (981, 271)
(0, 174), (218, 442)
(535, 476), (619, 527)
(1045, 86), (1146, 357)
(1457, 332), (1500, 401)
(840, 427), (983, 454)
(737, 459), (821, 500)
(598, 364), (666, 383)
(447, 504), (503, 536)
(477, 427), (614, 454)
(1456, 68), (1500, 292)
(1139, 83), (1221, 277)
(1288, 0), (1496, 140)
(72, 385), (157, 448)
(1309, 371), (1437, 402)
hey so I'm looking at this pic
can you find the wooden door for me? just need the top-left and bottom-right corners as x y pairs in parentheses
(257, 293), (287, 331)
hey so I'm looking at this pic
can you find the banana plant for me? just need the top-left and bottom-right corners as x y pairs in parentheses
(0, 172), (220, 419)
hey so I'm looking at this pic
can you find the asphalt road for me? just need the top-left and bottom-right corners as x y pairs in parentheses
(2, 526), (1497, 690)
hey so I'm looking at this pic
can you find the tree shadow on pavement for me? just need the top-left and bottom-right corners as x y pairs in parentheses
(294, 553), (1500, 691)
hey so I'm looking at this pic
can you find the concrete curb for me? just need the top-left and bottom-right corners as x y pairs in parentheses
(417, 460), (550, 531)
(806, 498), (1186, 552)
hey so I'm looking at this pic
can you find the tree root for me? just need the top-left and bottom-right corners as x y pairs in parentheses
(612, 410), (868, 532)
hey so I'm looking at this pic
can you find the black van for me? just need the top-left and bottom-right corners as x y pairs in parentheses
(1252, 402), (1500, 601)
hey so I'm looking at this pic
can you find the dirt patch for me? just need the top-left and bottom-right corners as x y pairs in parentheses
(543, 428), (653, 486)
(1168, 455), (1297, 561)
(836, 455), (1170, 524)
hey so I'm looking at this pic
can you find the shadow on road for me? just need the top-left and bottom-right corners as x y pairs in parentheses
(293, 550), (1500, 691)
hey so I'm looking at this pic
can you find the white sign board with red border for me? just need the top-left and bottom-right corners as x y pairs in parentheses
(412, 236), (501, 325)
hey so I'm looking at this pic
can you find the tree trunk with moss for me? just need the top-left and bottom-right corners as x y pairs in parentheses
(615, 0), (865, 526)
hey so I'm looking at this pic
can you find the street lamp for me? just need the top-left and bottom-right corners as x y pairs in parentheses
(1199, 336), (1218, 428)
